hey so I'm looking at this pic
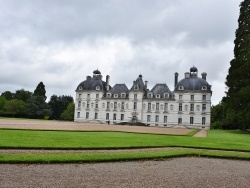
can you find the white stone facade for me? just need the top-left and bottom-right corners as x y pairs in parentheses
(74, 67), (212, 130)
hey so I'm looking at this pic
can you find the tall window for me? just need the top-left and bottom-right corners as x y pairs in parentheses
(114, 102), (117, 110)
(190, 117), (194, 124)
(78, 101), (81, 108)
(134, 102), (137, 110)
(134, 94), (137, 99)
(191, 95), (194, 101)
(164, 103), (168, 111)
(95, 113), (98, 119)
(148, 103), (151, 110)
(95, 102), (98, 109)
(179, 103), (182, 111)
(178, 118), (182, 124)
(202, 117), (206, 125)
(106, 113), (109, 120)
(202, 104), (206, 111)
(202, 95), (206, 101)
(79, 94), (81, 98)
(107, 102), (110, 109)
(86, 112), (89, 119)
(147, 115), (151, 122)
(190, 103), (194, 111)
(121, 114), (124, 121)
(155, 115), (159, 122)
(113, 113), (116, 120)
(179, 95), (183, 100)
(87, 102), (90, 108)
(87, 94), (90, 98)
(164, 116), (167, 123)
(121, 102), (125, 110)
(96, 94), (99, 98)
(156, 103), (159, 111)
(77, 112), (80, 118)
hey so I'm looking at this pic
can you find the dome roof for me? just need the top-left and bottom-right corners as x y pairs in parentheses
(93, 69), (101, 75)
(175, 76), (211, 91)
(190, 66), (198, 73)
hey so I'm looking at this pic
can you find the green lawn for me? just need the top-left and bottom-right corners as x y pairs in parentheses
(0, 129), (249, 163)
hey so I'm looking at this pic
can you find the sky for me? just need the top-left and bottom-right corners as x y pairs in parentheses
(0, 0), (242, 105)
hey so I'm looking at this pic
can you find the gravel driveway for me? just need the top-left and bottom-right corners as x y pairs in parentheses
(1, 157), (249, 188)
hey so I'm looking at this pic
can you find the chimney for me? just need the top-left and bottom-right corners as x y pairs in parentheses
(86, 76), (91, 80)
(145, 81), (148, 90)
(184, 72), (190, 78)
(174, 72), (179, 87)
(106, 75), (110, 91)
(201, 72), (207, 80)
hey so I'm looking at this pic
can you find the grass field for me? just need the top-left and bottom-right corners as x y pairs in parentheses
(0, 129), (250, 163)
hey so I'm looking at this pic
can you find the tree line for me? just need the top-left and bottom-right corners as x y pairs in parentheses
(0, 82), (75, 121)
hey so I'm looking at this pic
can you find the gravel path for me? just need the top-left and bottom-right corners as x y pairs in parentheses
(0, 119), (193, 135)
(1, 157), (250, 188)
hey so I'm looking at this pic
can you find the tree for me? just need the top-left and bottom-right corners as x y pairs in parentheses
(26, 96), (52, 119)
(14, 89), (32, 102)
(224, 0), (250, 130)
(60, 103), (75, 121)
(34, 82), (47, 100)
(211, 103), (224, 129)
(1, 91), (14, 100)
(3, 99), (26, 117)
(0, 96), (7, 115)
(48, 95), (74, 120)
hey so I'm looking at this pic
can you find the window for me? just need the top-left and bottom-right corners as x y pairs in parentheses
(121, 114), (124, 121)
(87, 94), (90, 98)
(95, 113), (98, 119)
(107, 102), (110, 109)
(179, 86), (184, 90)
(191, 95), (194, 101)
(164, 103), (168, 111)
(202, 104), (206, 111)
(106, 113), (109, 120)
(164, 93), (169, 98)
(79, 94), (82, 98)
(113, 113), (116, 120)
(86, 112), (89, 119)
(134, 102), (137, 110)
(178, 118), (182, 124)
(96, 86), (100, 90)
(156, 103), (159, 111)
(95, 102), (98, 109)
(121, 93), (126, 98)
(121, 102), (125, 110)
(190, 103), (194, 111)
(202, 86), (207, 90)
(202, 117), (206, 125)
(148, 103), (151, 111)
(114, 102), (117, 110)
(79, 86), (82, 90)
(114, 94), (118, 98)
(156, 94), (160, 99)
(179, 95), (183, 100)
(147, 115), (151, 122)
(190, 117), (194, 124)
(134, 94), (137, 99)
(87, 102), (90, 108)
(107, 93), (111, 97)
(78, 101), (81, 108)
(148, 93), (152, 98)
(164, 116), (168, 123)
(77, 112), (80, 118)
(179, 103), (182, 111)
(202, 95), (206, 101)
(96, 94), (99, 98)
(155, 115), (159, 122)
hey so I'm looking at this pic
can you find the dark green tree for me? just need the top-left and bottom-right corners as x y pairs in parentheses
(48, 95), (74, 120)
(26, 96), (52, 119)
(60, 103), (75, 121)
(224, 0), (250, 130)
(14, 89), (32, 102)
(34, 82), (47, 100)
(0, 96), (7, 115)
(3, 99), (26, 117)
(1, 91), (14, 100)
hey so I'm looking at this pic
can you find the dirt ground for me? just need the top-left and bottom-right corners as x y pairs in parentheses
(0, 118), (195, 135)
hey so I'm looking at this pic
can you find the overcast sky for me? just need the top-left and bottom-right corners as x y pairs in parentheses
(0, 0), (242, 105)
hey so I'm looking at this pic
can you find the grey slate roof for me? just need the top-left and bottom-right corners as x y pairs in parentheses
(76, 75), (109, 91)
(109, 84), (129, 96)
(130, 74), (146, 91)
(150, 84), (174, 99)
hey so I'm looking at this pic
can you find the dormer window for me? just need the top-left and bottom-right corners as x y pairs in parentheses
(121, 93), (126, 98)
(79, 86), (82, 90)
(148, 93), (152, 98)
(202, 86), (207, 90)
(107, 93), (111, 98)
(96, 86), (100, 90)
(179, 86), (184, 90)
(156, 94), (161, 99)
(114, 94), (118, 98)
(134, 84), (139, 90)
(164, 93), (169, 98)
